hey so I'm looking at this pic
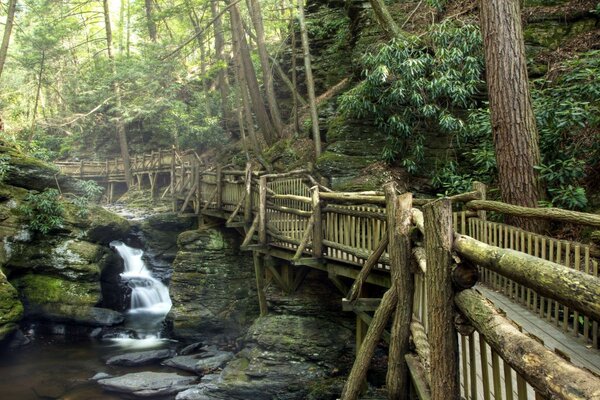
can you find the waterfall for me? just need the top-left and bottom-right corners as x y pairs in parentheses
(109, 241), (172, 343)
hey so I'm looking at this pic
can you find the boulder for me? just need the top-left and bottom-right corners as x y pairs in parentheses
(97, 371), (197, 397)
(0, 270), (23, 342)
(162, 350), (234, 374)
(106, 348), (176, 366)
(167, 228), (258, 343)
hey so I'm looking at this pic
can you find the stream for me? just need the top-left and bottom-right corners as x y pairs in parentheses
(0, 235), (181, 399)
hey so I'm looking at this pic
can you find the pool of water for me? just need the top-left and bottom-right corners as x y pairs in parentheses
(0, 335), (179, 399)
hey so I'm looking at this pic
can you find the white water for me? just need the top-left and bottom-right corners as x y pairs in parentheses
(109, 241), (172, 344)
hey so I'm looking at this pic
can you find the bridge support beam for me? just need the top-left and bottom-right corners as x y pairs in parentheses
(253, 251), (268, 316)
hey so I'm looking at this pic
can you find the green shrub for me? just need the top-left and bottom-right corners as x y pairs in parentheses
(20, 188), (65, 234)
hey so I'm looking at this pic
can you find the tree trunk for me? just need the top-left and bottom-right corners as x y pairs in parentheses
(210, 0), (231, 130)
(384, 185), (413, 400)
(480, 0), (543, 233)
(455, 289), (600, 399)
(290, 18), (301, 135)
(0, 0), (18, 81)
(145, 0), (158, 42)
(228, 0), (277, 144)
(297, 0), (321, 158)
(368, 0), (403, 39)
(28, 50), (45, 143)
(103, 0), (132, 188)
(247, 0), (283, 134)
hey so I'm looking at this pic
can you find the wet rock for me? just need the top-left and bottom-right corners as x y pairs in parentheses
(97, 371), (197, 397)
(0, 270), (23, 342)
(180, 341), (206, 355)
(163, 351), (233, 374)
(167, 228), (258, 344)
(176, 384), (217, 400)
(91, 372), (112, 381)
(106, 348), (176, 366)
(139, 213), (196, 264)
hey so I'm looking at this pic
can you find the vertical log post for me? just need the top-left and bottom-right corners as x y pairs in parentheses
(424, 199), (460, 400)
(253, 251), (268, 316)
(244, 163), (253, 226)
(170, 148), (176, 212)
(80, 160), (84, 179)
(195, 162), (202, 214)
(216, 164), (223, 210)
(259, 175), (268, 247)
(311, 186), (323, 259)
(384, 183), (414, 400)
(472, 181), (487, 221)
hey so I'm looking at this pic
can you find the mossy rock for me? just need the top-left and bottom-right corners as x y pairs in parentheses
(11, 274), (100, 308)
(62, 202), (129, 244)
(524, 19), (597, 50)
(316, 152), (378, 178)
(0, 270), (23, 341)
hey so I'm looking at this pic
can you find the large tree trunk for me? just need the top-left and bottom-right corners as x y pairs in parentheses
(210, 0), (231, 130)
(145, 0), (158, 42)
(247, 0), (283, 134)
(0, 0), (18, 81)
(480, 0), (543, 233)
(103, 0), (132, 188)
(297, 0), (321, 157)
(368, 0), (402, 39)
(228, 0), (277, 144)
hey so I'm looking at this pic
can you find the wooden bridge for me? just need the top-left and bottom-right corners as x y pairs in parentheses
(57, 154), (600, 400)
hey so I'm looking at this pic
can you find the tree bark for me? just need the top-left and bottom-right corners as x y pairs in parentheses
(454, 233), (600, 321)
(28, 50), (45, 143)
(424, 199), (460, 400)
(384, 185), (413, 400)
(228, 0), (277, 144)
(480, 0), (543, 233)
(210, 0), (231, 130)
(0, 0), (18, 81)
(103, 0), (132, 188)
(455, 289), (600, 400)
(145, 0), (158, 42)
(297, 0), (321, 158)
(368, 0), (403, 39)
(247, 0), (283, 134)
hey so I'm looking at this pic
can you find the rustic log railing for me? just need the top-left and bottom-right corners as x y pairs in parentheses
(56, 154), (600, 400)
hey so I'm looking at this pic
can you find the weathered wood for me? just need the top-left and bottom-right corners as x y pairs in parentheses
(266, 203), (312, 217)
(340, 286), (398, 400)
(424, 199), (459, 400)
(253, 251), (268, 316)
(312, 186), (323, 259)
(241, 215), (260, 248)
(322, 205), (387, 221)
(269, 193), (312, 204)
(472, 181), (487, 221)
(244, 163), (253, 225)
(261, 169), (309, 179)
(179, 182), (198, 213)
(202, 188), (218, 211)
(322, 239), (390, 264)
(452, 260), (479, 290)
(226, 190), (247, 224)
(346, 234), (389, 302)
(385, 184), (414, 400)
(342, 298), (382, 312)
(454, 233), (600, 321)
(292, 214), (315, 260)
(320, 191), (386, 205)
(405, 354), (432, 400)
(455, 289), (600, 400)
(259, 176), (267, 246)
(467, 199), (600, 227)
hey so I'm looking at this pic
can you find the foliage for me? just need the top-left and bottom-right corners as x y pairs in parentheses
(19, 189), (65, 234)
(436, 50), (600, 209)
(0, 155), (11, 182)
(339, 21), (484, 172)
(71, 180), (104, 218)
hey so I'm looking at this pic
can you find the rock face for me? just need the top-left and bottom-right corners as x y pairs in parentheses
(97, 371), (197, 397)
(0, 144), (130, 334)
(106, 348), (176, 366)
(167, 228), (258, 344)
(194, 271), (355, 400)
(0, 269), (23, 342)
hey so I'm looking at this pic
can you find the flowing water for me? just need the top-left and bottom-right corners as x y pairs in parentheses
(0, 241), (177, 399)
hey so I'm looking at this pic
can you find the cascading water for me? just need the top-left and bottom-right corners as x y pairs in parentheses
(109, 240), (172, 346)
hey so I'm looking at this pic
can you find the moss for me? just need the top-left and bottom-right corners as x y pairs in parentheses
(316, 152), (377, 178)
(11, 274), (100, 307)
(524, 19), (597, 50)
(0, 271), (23, 341)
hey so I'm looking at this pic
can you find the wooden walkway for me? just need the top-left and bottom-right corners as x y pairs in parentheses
(56, 153), (600, 400)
